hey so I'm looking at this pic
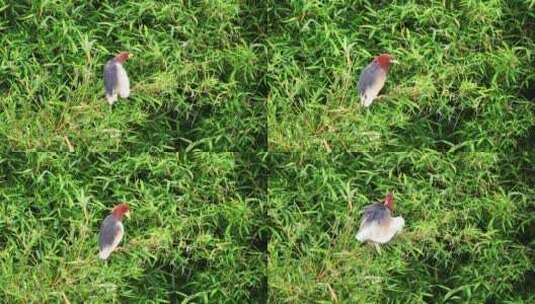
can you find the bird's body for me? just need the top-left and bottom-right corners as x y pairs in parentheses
(357, 54), (395, 107)
(99, 214), (124, 259)
(356, 192), (404, 244)
(358, 63), (387, 107)
(98, 203), (129, 260)
(103, 52), (130, 105)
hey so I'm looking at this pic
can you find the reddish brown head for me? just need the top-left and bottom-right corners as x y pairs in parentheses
(115, 52), (130, 64)
(384, 192), (394, 211)
(374, 54), (394, 71)
(111, 203), (129, 219)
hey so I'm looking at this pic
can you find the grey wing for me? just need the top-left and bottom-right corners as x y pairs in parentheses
(99, 215), (118, 250)
(361, 203), (389, 225)
(104, 60), (118, 95)
(357, 63), (380, 95)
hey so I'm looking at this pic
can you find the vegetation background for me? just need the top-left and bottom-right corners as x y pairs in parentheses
(0, 0), (266, 151)
(0, 152), (268, 302)
(268, 152), (534, 303)
(266, 0), (535, 303)
(1, 0), (534, 303)
(267, 0), (535, 152)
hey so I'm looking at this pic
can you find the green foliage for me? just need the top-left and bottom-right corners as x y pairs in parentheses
(268, 152), (534, 303)
(267, 0), (535, 151)
(0, 152), (267, 303)
(0, 0), (266, 151)
(1, 0), (534, 303)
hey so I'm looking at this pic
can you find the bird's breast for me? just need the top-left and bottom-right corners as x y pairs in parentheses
(365, 72), (386, 96)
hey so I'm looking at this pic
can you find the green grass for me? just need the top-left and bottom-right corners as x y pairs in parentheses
(264, 2), (535, 299)
(268, 152), (534, 303)
(2, 0), (535, 303)
(0, 1), (266, 151)
(0, 152), (267, 302)
(267, 0), (535, 151)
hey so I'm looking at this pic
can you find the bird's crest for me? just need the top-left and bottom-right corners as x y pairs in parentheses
(374, 54), (393, 71)
(384, 192), (394, 210)
(115, 52), (130, 63)
(111, 203), (129, 218)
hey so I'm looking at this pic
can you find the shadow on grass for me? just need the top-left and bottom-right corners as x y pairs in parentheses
(123, 243), (267, 303)
(514, 82), (535, 186)
(124, 101), (217, 151)
(122, 256), (187, 304)
(392, 107), (476, 151)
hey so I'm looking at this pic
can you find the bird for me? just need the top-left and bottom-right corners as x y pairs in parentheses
(99, 203), (130, 260)
(103, 51), (131, 105)
(357, 53), (397, 107)
(356, 192), (404, 244)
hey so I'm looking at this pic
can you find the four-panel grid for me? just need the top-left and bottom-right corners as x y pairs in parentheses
(1, 1), (534, 303)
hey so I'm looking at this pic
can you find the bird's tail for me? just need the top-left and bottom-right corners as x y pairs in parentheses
(106, 93), (118, 105)
(360, 94), (373, 107)
(99, 248), (112, 260)
(391, 216), (405, 234)
(355, 229), (367, 242)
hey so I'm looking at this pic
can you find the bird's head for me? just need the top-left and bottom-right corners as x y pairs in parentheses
(374, 54), (398, 71)
(111, 203), (130, 220)
(115, 51), (131, 63)
(384, 192), (394, 211)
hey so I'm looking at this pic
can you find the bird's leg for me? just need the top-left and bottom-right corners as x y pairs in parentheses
(374, 243), (382, 255)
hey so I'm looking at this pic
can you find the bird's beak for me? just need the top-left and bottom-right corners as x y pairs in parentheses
(391, 59), (400, 64)
(125, 211), (131, 219)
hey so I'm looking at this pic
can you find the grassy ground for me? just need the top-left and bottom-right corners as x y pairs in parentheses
(268, 152), (534, 303)
(0, 152), (267, 303)
(0, 1), (266, 151)
(2, 0), (535, 303)
(267, 0), (535, 151)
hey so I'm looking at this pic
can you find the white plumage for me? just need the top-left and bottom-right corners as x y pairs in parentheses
(116, 64), (130, 99)
(104, 52), (131, 105)
(355, 192), (404, 244)
(104, 62), (130, 105)
(356, 215), (404, 243)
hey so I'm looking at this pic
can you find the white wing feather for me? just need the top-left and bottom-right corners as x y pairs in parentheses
(356, 216), (404, 244)
(116, 64), (130, 99)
